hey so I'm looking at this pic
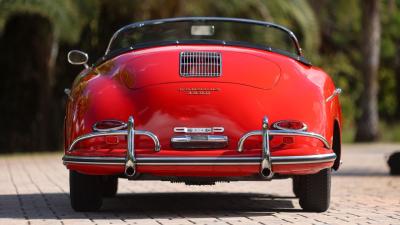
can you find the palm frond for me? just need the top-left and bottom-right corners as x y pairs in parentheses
(0, 0), (99, 42)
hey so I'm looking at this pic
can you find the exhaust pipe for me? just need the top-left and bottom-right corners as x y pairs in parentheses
(260, 166), (273, 179)
(124, 164), (136, 177)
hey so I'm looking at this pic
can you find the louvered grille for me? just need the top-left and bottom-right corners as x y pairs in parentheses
(180, 52), (222, 77)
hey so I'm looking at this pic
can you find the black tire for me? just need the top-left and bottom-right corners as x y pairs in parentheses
(388, 152), (400, 175)
(102, 176), (118, 197)
(70, 170), (102, 212)
(292, 176), (301, 197)
(298, 169), (331, 212)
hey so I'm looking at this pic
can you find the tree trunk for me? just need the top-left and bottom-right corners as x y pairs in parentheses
(0, 14), (57, 152)
(355, 0), (381, 141)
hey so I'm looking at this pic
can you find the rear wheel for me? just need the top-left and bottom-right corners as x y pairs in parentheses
(102, 176), (118, 197)
(70, 170), (102, 212)
(298, 169), (331, 212)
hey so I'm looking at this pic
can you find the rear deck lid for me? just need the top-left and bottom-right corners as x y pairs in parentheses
(109, 46), (281, 90)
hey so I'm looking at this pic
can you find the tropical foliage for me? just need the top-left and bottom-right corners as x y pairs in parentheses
(0, 0), (398, 152)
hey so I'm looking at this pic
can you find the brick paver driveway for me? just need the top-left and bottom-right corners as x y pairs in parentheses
(0, 144), (399, 225)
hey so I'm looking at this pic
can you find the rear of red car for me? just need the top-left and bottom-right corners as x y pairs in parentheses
(63, 17), (342, 212)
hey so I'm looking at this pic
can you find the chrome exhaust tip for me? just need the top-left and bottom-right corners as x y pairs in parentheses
(124, 157), (136, 178)
(260, 167), (273, 179)
(124, 165), (136, 178)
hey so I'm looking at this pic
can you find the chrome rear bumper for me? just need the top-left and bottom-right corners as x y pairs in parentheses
(65, 115), (334, 179)
(63, 153), (336, 166)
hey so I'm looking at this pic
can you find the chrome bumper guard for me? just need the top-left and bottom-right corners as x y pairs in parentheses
(67, 116), (161, 178)
(237, 116), (331, 178)
(64, 115), (335, 179)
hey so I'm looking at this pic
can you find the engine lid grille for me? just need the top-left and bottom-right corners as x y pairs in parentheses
(180, 51), (222, 77)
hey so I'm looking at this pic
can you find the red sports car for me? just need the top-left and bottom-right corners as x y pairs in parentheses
(63, 17), (342, 212)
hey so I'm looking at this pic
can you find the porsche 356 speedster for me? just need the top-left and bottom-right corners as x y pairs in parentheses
(63, 17), (342, 212)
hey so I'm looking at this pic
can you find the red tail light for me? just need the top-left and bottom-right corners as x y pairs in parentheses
(273, 120), (307, 131)
(92, 120), (127, 132)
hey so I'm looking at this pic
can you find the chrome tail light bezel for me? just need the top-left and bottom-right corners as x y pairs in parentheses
(92, 120), (128, 132)
(272, 120), (308, 132)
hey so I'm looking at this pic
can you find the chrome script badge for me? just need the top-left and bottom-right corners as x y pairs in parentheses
(174, 127), (224, 133)
(178, 87), (220, 95)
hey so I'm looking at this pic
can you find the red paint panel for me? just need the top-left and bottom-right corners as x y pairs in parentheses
(64, 44), (342, 177)
(104, 46), (281, 90)
(67, 162), (333, 177)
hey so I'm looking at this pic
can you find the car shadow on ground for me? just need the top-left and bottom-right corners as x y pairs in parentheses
(0, 192), (301, 219)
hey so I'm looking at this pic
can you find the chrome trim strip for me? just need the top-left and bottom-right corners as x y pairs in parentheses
(137, 157), (260, 164)
(237, 130), (330, 152)
(68, 129), (161, 152)
(63, 153), (336, 166)
(272, 153), (336, 165)
(63, 156), (125, 165)
(326, 88), (342, 102)
(171, 135), (228, 143)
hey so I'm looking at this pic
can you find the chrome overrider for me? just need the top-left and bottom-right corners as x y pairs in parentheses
(63, 115), (336, 179)
(125, 116), (136, 177)
(261, 116), (273, 179)
(238, 128), (331, 152)
(237, 116), (332, 179)
(66, 116), (161, 178)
